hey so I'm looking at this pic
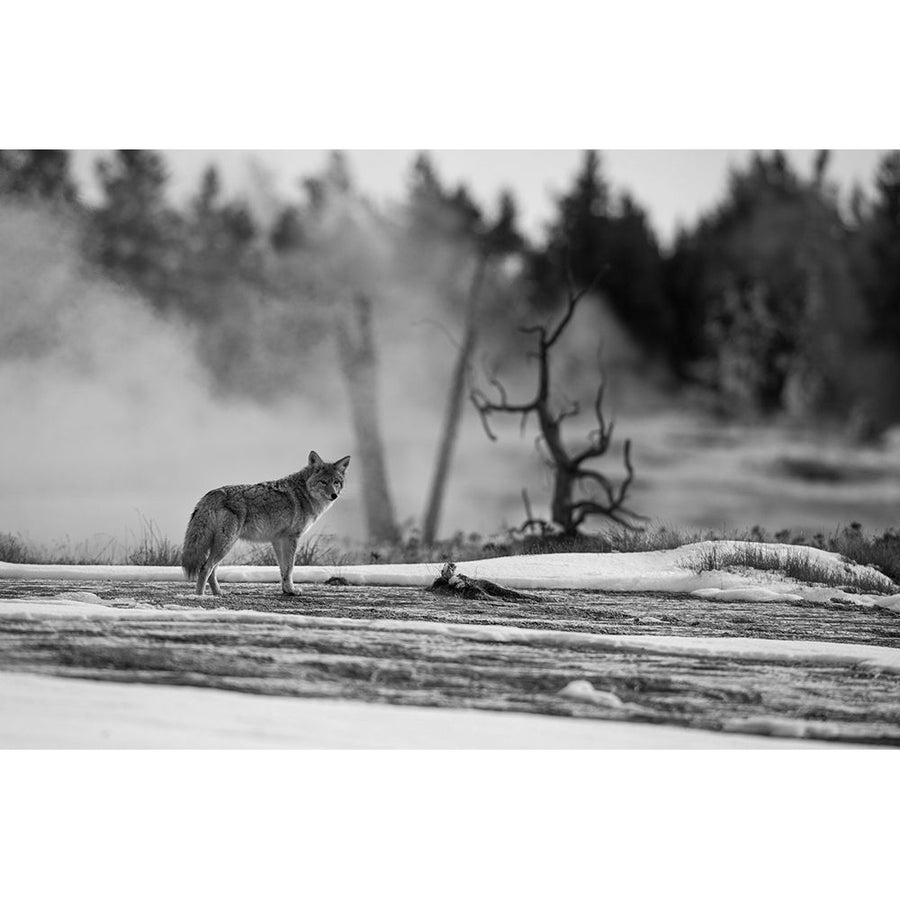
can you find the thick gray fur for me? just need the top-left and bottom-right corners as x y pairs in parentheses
(182, 450), (350, 596)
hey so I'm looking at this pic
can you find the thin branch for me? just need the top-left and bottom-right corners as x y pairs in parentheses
(522, 487), (534, 523)
(571, 502), (642, 530)
(544, 266), (607, 349)
(614, 438), (637, 508)
(520, 489), (552, 536)
(519, 409), (531, 436)
(534, 434), (554, 469)
(572, 381), (615, 465)
(470, 388), (500, 441)
(412, 317), (464, 353)
(470, 373), (538, 443)
(574, 468), (615, 505)
(552, 399), (580, 429)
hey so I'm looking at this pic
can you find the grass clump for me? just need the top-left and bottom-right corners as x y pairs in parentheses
(1, 518), (175, 566)
(518, 525), (720, 556)
(123, 517), (182, 566)
(822, 523), (900, 584)
(230, 535), (353, 568)
(0, 531), (118, 565)
(688, 540), (897, 595)
(0, 532), (36, 564)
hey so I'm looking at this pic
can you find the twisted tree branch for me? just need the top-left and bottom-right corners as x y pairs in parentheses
(469, 261), (639, 535)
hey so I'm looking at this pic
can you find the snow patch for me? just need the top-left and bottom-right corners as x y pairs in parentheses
(0, 672), (841, 750)
(54, 591), (106, 604)
(723, 717), (845, 741)
(692, 587), (804, 602)
(558, 680), (624, 708)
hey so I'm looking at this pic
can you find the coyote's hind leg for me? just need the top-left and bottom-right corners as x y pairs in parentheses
(197, 519), (240, 596)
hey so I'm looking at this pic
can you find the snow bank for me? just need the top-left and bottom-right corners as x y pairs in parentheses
(2, 540), (897, 611)
(3, 594), (900, 673)
(0, 672), (839, 749)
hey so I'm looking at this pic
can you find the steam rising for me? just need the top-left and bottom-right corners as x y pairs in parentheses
(0, 200), (552, 547)
(7, 164), (889, 554)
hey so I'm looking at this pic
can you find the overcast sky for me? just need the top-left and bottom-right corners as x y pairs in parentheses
(72, 149), (886, 246)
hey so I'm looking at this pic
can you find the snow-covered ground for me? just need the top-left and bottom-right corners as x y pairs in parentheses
(2, 543), (897, 748)
(3, 540), (898, 611)
(3, 591), (900, 673)
(0, 671), (838, 749)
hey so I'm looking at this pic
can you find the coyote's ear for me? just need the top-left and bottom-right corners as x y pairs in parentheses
(335, 455), (351, 472)
(308, 450), (323, 466)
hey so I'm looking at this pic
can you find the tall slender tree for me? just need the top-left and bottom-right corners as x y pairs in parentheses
(421, 189), (524, 544)
(302, 153), (401, 543)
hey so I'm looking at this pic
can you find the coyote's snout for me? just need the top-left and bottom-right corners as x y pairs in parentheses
(182, 450), (350, 597)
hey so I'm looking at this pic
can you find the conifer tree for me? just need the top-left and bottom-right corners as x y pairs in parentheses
(0, 150), (77, 204)
(532, 150), (670, 351)
(86, 150), (181, 308)
(862, 151), (900, 345)
(669, 151), (867, 416)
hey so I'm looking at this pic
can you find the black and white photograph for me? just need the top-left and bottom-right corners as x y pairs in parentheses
(2, 3), (897, 897)
(4, 146), (899, 749)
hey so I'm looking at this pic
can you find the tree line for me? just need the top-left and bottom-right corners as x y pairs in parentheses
(3, 148), (897, 420)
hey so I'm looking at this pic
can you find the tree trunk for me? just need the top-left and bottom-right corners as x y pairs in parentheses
(551, 467), (577, 536)
(335, 292), (401, 544)
(421, 256), (488, 544)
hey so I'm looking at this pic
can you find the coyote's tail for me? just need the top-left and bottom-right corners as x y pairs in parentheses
(182, 496), (216, 580)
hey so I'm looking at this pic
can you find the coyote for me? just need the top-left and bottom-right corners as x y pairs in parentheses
(182, 451), (350, 596)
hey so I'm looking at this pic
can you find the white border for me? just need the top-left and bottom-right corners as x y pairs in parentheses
(2, 3), (896, 892)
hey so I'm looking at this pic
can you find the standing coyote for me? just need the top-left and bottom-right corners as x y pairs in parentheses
(182, 451), (350, 596)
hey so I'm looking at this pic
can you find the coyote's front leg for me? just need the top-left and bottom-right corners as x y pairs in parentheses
(273, 535), (302, 596)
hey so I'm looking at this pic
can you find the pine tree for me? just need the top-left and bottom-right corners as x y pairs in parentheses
(0, 150), (77, 204)
(604, 192), (673, 349)
(862, 151), (900, 344)
(178, 163), (261, 321)
(531, 150), (670, 352)
(86, 150), (181, 308)
(670, 150), (868, 416)
(270, 205), (305, 253)
(533, 149), (609, 301)
(190, 164), (258, 258)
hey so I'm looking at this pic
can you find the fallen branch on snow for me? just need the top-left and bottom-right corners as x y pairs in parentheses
(428, 562), (534, 601)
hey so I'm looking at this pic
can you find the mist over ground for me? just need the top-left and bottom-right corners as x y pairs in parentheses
(0, 198), (555, 547)
(3, 149), (900, 554)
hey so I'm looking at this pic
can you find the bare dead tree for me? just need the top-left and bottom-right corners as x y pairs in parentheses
(335, 292), (401, 543)
(470, 271), (642, 536)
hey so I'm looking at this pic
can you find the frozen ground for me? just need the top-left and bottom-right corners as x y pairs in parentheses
(1, 544), (898, 748)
